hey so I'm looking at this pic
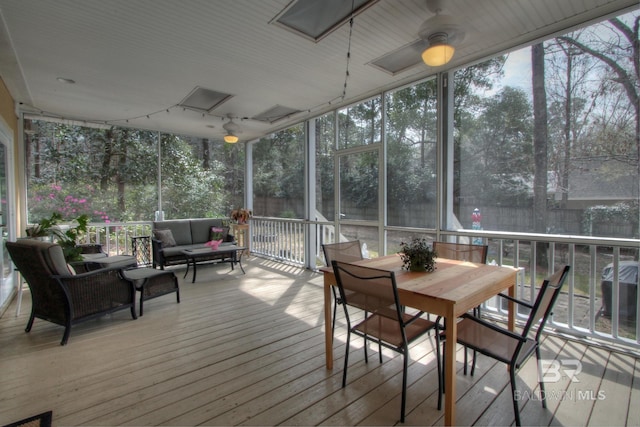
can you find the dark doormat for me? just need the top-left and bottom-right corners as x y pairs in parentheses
(2, 411), (52, 427)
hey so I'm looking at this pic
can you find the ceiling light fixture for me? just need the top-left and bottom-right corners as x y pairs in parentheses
(422, 32), (455, 66)
(223, 116), (240, 143)
(224, 134), (239, 144)
(418, 0), (464, 67)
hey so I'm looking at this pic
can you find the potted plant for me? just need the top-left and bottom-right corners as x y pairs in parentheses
(25, 213), (62, 238)
(26, 212), (90, 262)
(399, 237), (437, 272)
(230, 208), (252, 224)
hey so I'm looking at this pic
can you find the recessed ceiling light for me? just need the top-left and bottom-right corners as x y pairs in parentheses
(56, 77), (76, 84)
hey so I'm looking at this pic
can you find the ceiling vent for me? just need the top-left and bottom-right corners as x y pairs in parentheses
(178, 86), (233, 112)
(272, 0), (378, 42)
(369, 39), (427, 75)
(252, 105), (301, 123)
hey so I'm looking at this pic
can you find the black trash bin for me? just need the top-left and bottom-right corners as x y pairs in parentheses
(600, 261), (638, 322)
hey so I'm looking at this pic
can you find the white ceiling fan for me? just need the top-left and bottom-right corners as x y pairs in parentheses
(223, 115), (241, 143)
(418, 0), (466, 67)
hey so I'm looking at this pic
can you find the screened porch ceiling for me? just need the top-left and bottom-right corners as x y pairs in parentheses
(0, 0), (636, 142)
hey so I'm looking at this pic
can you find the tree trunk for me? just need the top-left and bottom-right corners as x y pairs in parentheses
(116, 139), (127, 212)
(201, 138), (210, 170)
(100, 129), (113, 191)
(532, 43), (549, 267)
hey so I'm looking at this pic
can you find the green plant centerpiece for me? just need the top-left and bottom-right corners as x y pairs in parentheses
(399, 237), (437, 272)
(26, 212), (90, 262)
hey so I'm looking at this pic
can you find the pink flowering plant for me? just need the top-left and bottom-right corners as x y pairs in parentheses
(205, 239), (223, 250)
(29, 183), (112, 224)
(28, 183), (115, 261)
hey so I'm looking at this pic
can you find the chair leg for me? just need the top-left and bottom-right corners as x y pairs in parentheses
(363, 334), (369, 363)
(331, 298), (338, 340)
(463, 346), (468, 375)
(25, 312), (35, 332)
(509, 366), (521, 427)
(469, 306), (480, 376)
(61, 323), (71, 346)
(470, 349), (477, 376)
(400, 347), (409, 423)
(435, 327), (443, 411)
(536, 346), (547, 409)
(342, 330), (351, 388)
(331, 287), (339, 337)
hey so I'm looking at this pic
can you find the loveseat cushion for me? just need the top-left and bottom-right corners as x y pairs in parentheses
(189, 218), (227, 244)
(153, 220), (193, 246)
(160, 242), (236, 258)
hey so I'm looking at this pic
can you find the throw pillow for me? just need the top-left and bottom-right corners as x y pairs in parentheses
(153, 229), (177, 247)
(209, 226), (229, 242)
(66, 263), (77, 275)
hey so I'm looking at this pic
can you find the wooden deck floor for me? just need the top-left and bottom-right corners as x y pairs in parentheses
(1, 257), (639, 426)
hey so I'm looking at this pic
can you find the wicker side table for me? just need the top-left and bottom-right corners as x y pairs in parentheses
(131, 235), (152, 266)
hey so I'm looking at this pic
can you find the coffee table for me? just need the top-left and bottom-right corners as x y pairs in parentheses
(182, 245), (246, 283)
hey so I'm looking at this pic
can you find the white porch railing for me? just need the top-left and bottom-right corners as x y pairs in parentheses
(83, 221), (153, 262)
(248, 218), (640, 351)
(85, 219), (639, 351)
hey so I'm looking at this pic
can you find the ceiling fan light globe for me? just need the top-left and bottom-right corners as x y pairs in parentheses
(224, 134), (239, 143)
(422, 43), (455, 66)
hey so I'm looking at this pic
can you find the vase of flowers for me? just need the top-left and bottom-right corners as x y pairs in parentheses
(399, 237), (437, 272)
(230, 208), (252, 224)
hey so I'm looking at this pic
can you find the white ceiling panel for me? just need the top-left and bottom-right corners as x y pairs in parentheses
(0, 0), (636, 142)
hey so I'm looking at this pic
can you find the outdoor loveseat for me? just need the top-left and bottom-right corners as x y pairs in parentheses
(6, 239), (137, 345)
(152, 218), (235, 269)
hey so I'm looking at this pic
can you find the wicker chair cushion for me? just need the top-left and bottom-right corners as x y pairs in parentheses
(153, 229), (177, 247)
(42, 243), (75, 277)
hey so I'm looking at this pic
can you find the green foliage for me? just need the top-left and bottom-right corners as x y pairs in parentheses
(26, 120), (242, 222)
(253, 124), (305, 217)
(26, 212), (89, 262)
(278, 210), (296, 219)
(456, 85), (534, 206)
(582, 201), (639, 236)
(399, 237), (438, 272)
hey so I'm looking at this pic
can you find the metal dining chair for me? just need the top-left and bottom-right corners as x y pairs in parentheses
(331, 260), (442, 422)
(321, 240), (363, 338)
(439, 265), (571, 426)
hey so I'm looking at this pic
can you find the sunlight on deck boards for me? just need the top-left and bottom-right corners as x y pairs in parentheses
(0, 257), (638, 426)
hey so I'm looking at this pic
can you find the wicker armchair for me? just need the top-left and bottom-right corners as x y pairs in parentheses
(7, 239), (137, 345)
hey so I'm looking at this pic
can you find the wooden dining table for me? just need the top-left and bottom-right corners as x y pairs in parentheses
(320, 254), (518, 426)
